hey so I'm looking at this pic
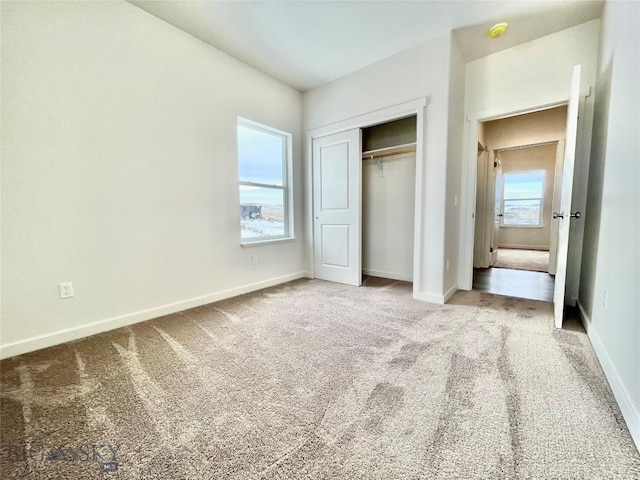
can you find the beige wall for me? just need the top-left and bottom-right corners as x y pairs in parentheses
(497, 144), (557, 250)
(484, 106), (568, 150)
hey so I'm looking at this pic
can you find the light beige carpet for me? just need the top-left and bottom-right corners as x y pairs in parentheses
(1, 278), (638, 479)
(494, 248), (550, 273)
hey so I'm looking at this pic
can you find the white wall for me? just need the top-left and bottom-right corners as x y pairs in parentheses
(578, 0), (640, 448)
(0, 1), (305, 358)
(443, 34), (466, 297)
(363, 153), (415, 281)
(460, 20), (600, 298)
(304, 35), (453, 301)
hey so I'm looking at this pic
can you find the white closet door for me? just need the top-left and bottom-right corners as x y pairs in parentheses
(312, 129), (362, 286)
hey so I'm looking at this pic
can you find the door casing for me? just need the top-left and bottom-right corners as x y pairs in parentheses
(306, 98), (427, 297)
(460, 96), (573, 292)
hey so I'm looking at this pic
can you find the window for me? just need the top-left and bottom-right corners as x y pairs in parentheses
(501, 170), (545, 226)
(237, 118), (293, 243)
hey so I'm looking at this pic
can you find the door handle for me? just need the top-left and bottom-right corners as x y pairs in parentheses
(553, 212), (564, 219)
(570, 211), (581, 219)
(497, 213), (503, 217)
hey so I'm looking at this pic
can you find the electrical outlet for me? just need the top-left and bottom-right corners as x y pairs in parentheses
(446, 259), (450, 271)
(59, 282), (74, 299)
(251, 255), (258, 265)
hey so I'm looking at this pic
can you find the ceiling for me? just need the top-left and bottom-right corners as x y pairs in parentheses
(129, 0), (603, 92)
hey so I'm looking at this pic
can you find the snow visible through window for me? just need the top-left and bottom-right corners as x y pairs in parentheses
(502, 170), (544, 226)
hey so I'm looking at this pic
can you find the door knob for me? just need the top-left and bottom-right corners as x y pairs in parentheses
(553, 212), (564, 219)
(570, 211), (581, 219)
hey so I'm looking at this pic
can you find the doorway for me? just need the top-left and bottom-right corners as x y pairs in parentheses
(362, 117), (416, 282)
(471, 106), (568, 302)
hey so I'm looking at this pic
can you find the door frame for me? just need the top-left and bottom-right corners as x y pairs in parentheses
(306, 98), (427, 296)
(459, 95), (570, 291)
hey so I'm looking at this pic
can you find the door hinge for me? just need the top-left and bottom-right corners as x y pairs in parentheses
(494, 161), (497, 168)
(490, 247), (494, 253)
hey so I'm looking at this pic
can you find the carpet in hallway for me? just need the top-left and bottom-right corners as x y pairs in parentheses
(494, 248), (550, 273)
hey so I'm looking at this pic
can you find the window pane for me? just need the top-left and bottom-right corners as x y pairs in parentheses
(503, 199), (542, 225)
(238, 124), (284, 185)
(504, 171), (544, 199)
(240, 186), (285, 239)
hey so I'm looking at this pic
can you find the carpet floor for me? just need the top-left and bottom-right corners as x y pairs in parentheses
(1, 278), (638, 479)
(494, 248), (550, 273)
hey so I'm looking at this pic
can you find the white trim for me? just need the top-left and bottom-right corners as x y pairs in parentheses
(306, 98), (427, 300)
(241, 237), (297, 248)
(0, 271), (310, 360)
(362, 269), (412, 282)
(497, 244), (550, 251)
(307, 98), (427, 140)
(458, 95), (569, 291)
(581, 317), (640, 450)
(413, 291), (446, 304)
(443, 283), (459, 303)
(576, 299), (591, 331)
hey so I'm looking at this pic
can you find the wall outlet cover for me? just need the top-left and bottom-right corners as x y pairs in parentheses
(59, 282), (74, 299)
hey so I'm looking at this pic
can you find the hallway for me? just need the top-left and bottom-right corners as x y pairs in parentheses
(473, 267), (554, 302)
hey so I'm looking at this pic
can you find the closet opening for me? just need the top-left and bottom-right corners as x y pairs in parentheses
(309, 97), (426, 293)
(361, 116), (417, 284)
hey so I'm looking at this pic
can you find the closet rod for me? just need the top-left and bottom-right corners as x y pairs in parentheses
(362, 142), (416, 160)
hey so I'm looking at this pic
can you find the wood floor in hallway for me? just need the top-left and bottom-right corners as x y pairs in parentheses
(472, 267), (555, 302)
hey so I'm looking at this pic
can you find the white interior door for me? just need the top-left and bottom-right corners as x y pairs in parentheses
(313, 129), (362, 286)
(553, 64), (581, 328)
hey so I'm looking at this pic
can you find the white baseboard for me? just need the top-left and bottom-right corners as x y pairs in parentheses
(443, 283), (459, 303)
(577, 301), (640, 451)
(0, 271), (310, 360)
(413, 291), (445, 304)
(576, 299), (591, 331)
(498, 244), (550, 251)
(362, 268), (412, 282)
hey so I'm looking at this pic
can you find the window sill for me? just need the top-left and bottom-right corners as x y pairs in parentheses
(241, 237), (296, 248)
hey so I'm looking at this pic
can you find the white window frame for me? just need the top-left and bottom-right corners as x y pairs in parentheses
(501, 169), (545, 228)
(238, 117), (294, 246)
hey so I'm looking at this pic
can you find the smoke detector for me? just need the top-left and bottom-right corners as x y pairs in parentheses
(488, 23), (508, 39)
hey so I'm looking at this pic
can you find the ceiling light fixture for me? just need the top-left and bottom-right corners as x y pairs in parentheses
(488, 23), (508, 39)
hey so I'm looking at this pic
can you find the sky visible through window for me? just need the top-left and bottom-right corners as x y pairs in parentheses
(504, 171), (544, 199)
(238, 125), (284, 206)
